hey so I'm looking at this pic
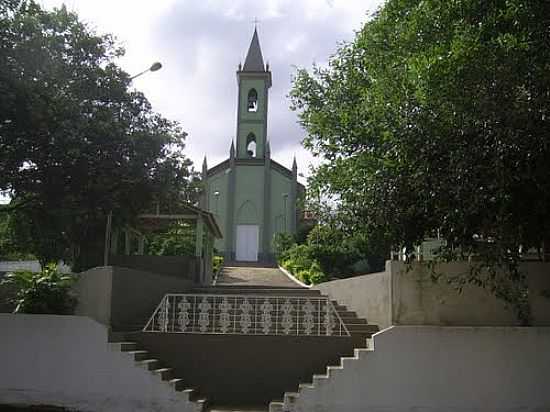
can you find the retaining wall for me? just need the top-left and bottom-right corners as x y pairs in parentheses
(292, 326), (550, 412)
(315, 261), (550, 328)
(75, 266), (194, 330)
(0, 314), (198, 412)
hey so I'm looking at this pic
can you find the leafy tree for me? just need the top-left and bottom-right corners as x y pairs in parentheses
(0, 1), (196, 270)
(146, 222), (196, 257)
(290, 0), (550, 321)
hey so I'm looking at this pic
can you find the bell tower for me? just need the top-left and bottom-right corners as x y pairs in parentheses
(235, 28), (272, 159)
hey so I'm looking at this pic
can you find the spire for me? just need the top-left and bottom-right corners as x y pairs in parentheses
(202, 156), (208, 176)
(265, 140), (271, 157)
(230, 140), (235, 158)
(292, 156), (297, 172)
(242, 28), (265, 72)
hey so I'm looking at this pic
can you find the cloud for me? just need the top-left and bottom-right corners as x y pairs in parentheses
(37, 0), (384, 178)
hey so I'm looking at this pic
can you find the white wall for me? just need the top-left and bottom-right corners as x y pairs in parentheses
(0, 260), (71, 274)
(292, 326), (550, 412)
(315, 261), (550, 328)
(314, 269), (391, 328)
(0, 314), (200, 412)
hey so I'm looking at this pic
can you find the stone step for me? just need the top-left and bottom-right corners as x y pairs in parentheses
(192, 287), (321, 296)
(268, 401), (284, 412)
(153, 367), (174, 381)
(137, 358), (161, 370)
(126, 350), (149, 361)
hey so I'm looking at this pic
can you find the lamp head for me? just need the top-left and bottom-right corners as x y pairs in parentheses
(150, 62), (162, 72)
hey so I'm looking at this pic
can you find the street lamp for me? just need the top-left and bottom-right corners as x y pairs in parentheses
(214, 191), (220, 215)
(130, 62), (163, 80)
(104, 61), (163, 267)
(282, 193), (289, 232)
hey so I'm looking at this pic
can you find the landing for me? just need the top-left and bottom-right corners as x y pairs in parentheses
(216, 266), (301, 288)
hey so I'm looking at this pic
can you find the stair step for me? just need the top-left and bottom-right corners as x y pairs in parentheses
(169, 378), (186, 391)
(126, 350), (149, 361)
(137, 359), (160, 370)
(153, 367), (173, 380)
(115, 341), (138, 351)
(268, 401), (284, 412)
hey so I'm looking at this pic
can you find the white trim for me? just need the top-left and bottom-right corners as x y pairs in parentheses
(278, 265), (312, 289)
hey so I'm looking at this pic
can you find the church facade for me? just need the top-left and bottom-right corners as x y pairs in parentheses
(200, 29), (303, 263)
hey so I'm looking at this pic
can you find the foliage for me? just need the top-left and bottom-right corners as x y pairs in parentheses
(280, 243), (328, 285)
(146, 222), (196, 256)
(0, 1), (196, 270)
(0, 206), (34, 260)
(1, 263), (77, 314)
(272, 232), (296, 260)
(290, 0), (550, 322)
(212, 255), (224, 274)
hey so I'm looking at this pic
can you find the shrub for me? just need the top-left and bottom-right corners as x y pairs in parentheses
(272, 232), (296, 260)
(213, 255), (224, 274)
(1, 263), (77, 314)
(297, 269), (311, 285)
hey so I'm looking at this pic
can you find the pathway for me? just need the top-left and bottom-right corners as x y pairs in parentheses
(216, 266), (302, 288)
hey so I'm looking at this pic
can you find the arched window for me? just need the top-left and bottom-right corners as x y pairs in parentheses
(246, 133), (257, 157)
(247, 88), (258, 112)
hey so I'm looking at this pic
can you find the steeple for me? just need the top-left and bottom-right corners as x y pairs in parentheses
(235, 29), (272, 160)
(230, 140), (235, 159)
(242, 27), (265, 72)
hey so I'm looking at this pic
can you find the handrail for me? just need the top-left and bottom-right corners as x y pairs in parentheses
(143, 293), (350, 337)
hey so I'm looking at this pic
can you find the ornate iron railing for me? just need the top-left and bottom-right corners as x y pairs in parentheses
(142, 294), (350, 337)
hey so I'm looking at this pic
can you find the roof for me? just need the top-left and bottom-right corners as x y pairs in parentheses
(242, 28), (265, 72)
(137, 203), (223, 239)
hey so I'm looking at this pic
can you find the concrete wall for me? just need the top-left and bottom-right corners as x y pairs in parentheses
(0, 314), (199, 412)
(314, 270), (391, 329)
(132, 332), (367, 406)
(315, 261), (550, 328)
(75, 266), (194, 331)
(108, 255), (198, 281)
(0, 260), (71, 273)
(291, 326), (550, 412)
(389, 261), (550, 326)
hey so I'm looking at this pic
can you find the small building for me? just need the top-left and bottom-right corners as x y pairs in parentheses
(200, 29), (304, 263)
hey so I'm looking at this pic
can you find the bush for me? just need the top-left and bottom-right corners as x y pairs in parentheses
(272, 232), (296, 260)
(281, 244), (327, 285)
(213, 255), (224, 274)
(1, 264), (77, 314)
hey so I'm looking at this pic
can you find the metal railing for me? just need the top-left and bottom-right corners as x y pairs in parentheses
(143, 294), (350, 337)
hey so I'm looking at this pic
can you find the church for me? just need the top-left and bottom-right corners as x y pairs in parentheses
(200, 28), (303, 263)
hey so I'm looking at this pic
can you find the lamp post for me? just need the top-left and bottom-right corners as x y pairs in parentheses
(282, 193), (289, 233)
(130, 61), (162, 80)
(103, 61), (164, 267)
(214, 191), (220, 216)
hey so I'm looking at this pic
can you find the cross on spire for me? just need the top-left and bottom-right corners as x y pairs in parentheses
(252, 17), (260, 28)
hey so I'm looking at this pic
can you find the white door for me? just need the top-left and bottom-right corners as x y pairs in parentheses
(236, 225), (259, 261)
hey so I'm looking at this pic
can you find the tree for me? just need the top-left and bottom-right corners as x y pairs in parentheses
(290, 0), (550, 321)
(0, 1), (196, 270)
(146, 222), (196, 257)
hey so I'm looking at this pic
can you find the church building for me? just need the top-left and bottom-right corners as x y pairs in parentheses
(200, 28), (303, 263)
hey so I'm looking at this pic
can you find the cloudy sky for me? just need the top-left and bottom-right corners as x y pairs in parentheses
(38, 0), (384, 181)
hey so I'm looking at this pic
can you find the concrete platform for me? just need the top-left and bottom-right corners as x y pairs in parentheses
(216, 266), (300, 288)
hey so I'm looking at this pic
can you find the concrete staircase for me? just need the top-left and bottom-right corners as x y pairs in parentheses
(268, 339), (375, 412)
(109, 340), (208, 411)
(114, 283), (378, 409)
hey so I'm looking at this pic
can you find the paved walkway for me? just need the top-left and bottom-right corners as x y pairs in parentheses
(216, 266), (301, 287)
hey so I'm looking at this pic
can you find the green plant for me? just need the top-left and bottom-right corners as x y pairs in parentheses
(272, 232), (296, 260)
(146, 222), (196, 257)
(308, 261), (327, 284)
(213, 255), (224, 274)
(1, 263), (77, 314)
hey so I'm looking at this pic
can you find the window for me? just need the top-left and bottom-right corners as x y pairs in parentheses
(247, 89), (258, 112)
(246, 133), (257, 157)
